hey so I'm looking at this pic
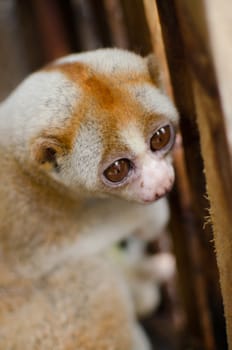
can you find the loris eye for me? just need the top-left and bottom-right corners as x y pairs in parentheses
(104, 159), (131, 183)
(150, 124), (174, 152)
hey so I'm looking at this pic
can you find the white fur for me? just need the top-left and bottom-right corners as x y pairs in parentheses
(59, 119), (103, 189)
(0, 71), (80, 154)
(120, 123), (146, 155)
(131, 83), (178, 122)
(55, 48), (149, 77)
(132, 324), (152, 350)
(17, 198), (169, 278)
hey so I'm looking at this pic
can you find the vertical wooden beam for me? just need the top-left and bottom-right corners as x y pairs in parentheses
(32, 0), (71, 62)
(103, 0), (129, 49)
(70, 0), (103, 51)
(143, 0), (202, 342)
(143, 0), (172, 96)
(145, 0), (227, 348)
(171, 2), (232, 348)
(0, 0), (30, 100)
(120, 0), (152, 55)
(152, 0), (231, 348)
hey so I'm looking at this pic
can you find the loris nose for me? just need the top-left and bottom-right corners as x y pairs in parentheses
(140, 159), (174, 202)
(143, 159), (169, 187)
(140, 176), (174, 203)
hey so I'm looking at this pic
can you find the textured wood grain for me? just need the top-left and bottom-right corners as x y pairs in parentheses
(153, 0), (231, 348)
(146, 0), (229, 348)
(174, 2), (232, 349)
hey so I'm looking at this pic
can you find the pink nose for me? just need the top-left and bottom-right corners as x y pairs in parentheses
(140, 175), (174, 203)
(142, 187), (171, 203)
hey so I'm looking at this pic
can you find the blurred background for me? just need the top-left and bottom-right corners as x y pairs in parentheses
(0, 0), (153, 101)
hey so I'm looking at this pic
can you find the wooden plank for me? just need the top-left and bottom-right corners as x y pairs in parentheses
(157, 0), (232, 349)
(120, 0), (152, 55)
(143, 0), (202, 343)
(17, 1), (44, 72)
(149, 0), (226, 348)
(0, 0), (30, 100)
(171, 2), (232, 348)
(143, 0), (172, 96)
(70, 0), (105, 51)
(103, 0), (129, 49)
(32, 0), (71, 62)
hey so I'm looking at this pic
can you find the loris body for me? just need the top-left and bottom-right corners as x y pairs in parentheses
(0, 49), (178, 349)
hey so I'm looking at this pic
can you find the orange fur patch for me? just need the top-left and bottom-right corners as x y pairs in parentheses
(44, 62), (153, 153)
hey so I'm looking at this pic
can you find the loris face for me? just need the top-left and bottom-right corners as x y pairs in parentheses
(22, 49), (178, 203)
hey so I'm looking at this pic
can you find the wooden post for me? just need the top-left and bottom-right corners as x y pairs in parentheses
(143, 0), (172, 96)
(151, 0), (232, 348)
(32, 0), (71, 62)
(103, 0), (129, 49)
(0, 1), (29, 100)
(172, 2), (232, 347)
(145, 0), (228, 348)
(120, 0), (152, 55)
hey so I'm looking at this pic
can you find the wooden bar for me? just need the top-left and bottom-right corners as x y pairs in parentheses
(16, 1), (44, 72)
(143, 0), (172, 97)
(70, 0), (105, 51)
(120, 0), (152, 55)
(171, 2), (232, 348)
(32, 0), (71, 62)
(148, 0), (226, 348)
(153, 0), (231, 348)
(0, 0), (29, 100)
(103, 0), (129, 49)
(143, 0), (202, 343)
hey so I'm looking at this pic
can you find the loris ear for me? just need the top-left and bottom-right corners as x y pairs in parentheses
(146, 54), (165, 91)
(31, 137), (66, 171)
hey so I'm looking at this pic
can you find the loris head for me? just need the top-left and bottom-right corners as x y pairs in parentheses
(2, 49), (178, 203)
